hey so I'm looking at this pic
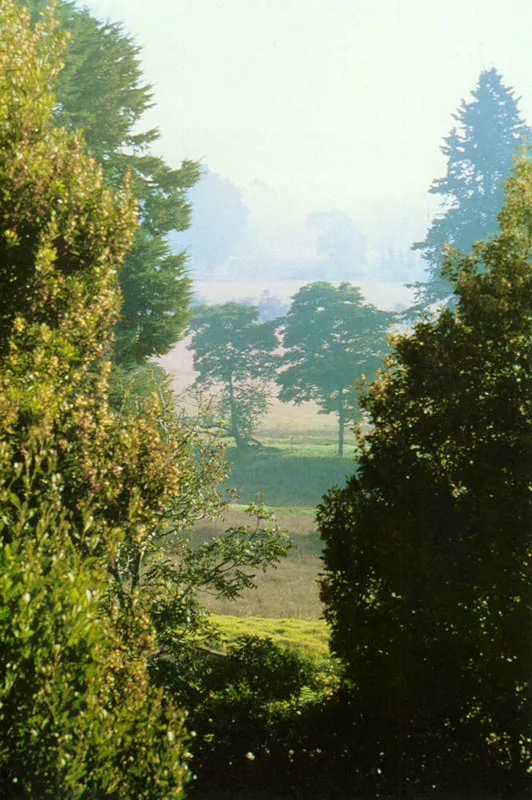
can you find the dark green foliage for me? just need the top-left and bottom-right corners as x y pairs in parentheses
(413, 68), (531, 309)
(278, 282), (393, 455)
(187, 636), (333, 799)
(319, 157), (532, 796)
(218, 635), (316, 701)
(23, 0), (200, 365)
(190, 303), (278, 447)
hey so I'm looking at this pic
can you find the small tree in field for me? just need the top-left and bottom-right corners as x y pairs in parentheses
(189, 302), (278, 447)
(319, 157), (532, 796)
(278, 282), (392, 456)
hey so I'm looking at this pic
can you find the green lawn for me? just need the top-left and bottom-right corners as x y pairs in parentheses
(210, 614), (330, 660)
(224, 445), (355, 508)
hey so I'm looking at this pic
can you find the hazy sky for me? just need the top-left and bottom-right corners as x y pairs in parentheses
(83, 0), (532, 221)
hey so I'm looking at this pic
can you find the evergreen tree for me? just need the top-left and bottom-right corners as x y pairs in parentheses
(23, 0), (199, 365)
(413, 68), (531, 309)
(319, 157), (532, 796)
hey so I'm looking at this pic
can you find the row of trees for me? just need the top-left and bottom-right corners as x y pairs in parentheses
(187, 69), (532, 460)
(189, 282), (394, 455)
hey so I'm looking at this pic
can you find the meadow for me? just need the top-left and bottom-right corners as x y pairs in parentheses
(162, 344), (357, 653)
(187, 399), (359, 661)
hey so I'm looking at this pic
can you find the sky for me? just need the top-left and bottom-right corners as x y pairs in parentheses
(83, 0), (532, 221)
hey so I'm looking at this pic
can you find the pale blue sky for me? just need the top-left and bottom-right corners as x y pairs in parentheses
(83, 0), (532, 222)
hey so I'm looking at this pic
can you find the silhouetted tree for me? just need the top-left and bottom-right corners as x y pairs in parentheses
(320, 158), (532, 796)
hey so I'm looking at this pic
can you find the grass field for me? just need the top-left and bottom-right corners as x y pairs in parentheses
(224, 445), (354, 509)
(210, 614), (330, 659)
(193, 506), (324, 620)
(187, 400), (359, 625)
(162, 355), (358, 637)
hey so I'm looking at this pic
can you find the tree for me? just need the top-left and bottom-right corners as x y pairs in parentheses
(0, 12), (293, 797)
(413, 68), (531, 310)
(307, 210), (366, 277)
(172, 167), (250, 273)
(189, 303), (278, 447)
(24, 0), (200, 365)
(278, 282), (392, 456)
(318, 157), (532, 796)
(0, 4), (189, 794)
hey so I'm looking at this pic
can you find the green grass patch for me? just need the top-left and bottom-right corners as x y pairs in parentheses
(210, 614), (330, 659)
(225, 446), (355, 508)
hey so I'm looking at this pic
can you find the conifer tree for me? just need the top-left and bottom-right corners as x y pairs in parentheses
(413, 68), (531, 308)
(23, 0), (199, 365)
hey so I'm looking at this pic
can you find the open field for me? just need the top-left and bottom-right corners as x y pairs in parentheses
(161, 346), (358, 627)
(224, 445), (354, 509)
(210, 614), (330, 659)
(193, 506), (324, 620)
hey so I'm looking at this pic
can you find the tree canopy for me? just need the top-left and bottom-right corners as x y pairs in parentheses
(23, 0), (199, 366)
(319, 157), (532, 796)
(0, 4), (190, 794)
(278, 282), (393, 456)
(413, 67), (531, 309)
(189, 303), (278, 447)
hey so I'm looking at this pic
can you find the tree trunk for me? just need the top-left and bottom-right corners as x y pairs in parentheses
(337, 390), (345, 457)
(228, 374), (244, 448)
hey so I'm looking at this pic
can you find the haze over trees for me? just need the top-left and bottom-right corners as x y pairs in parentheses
(319, 157), (532, 796)
(278, 282), (393, 456)
(172, 168), (250, 273)
(413, 67), (532, 309)
(307, 210), (367, 277)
